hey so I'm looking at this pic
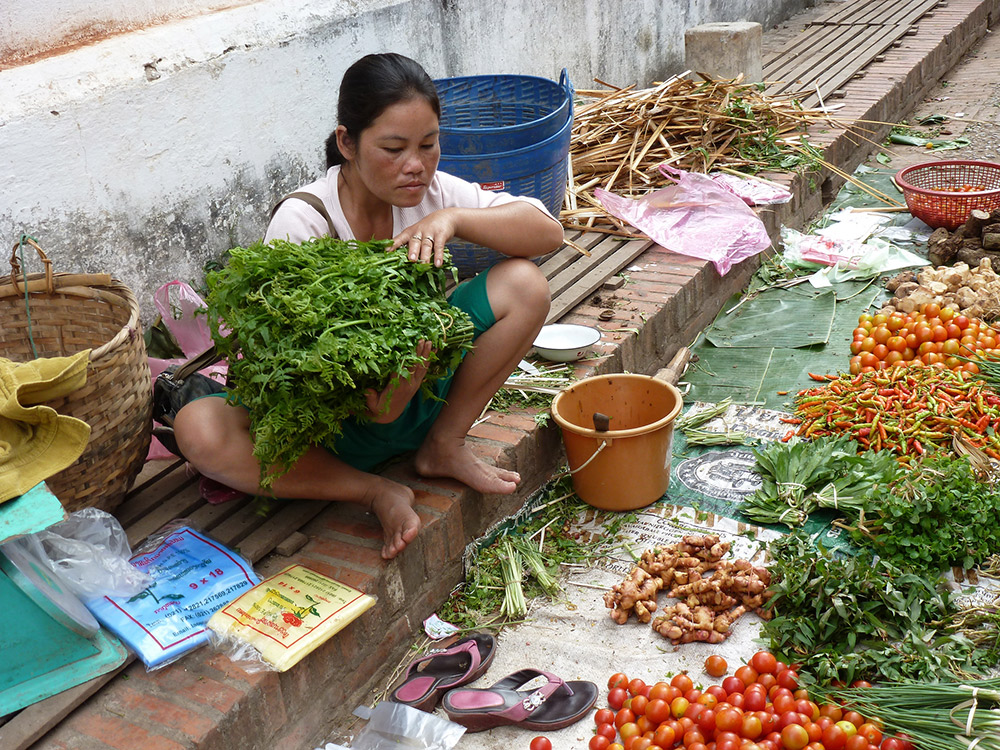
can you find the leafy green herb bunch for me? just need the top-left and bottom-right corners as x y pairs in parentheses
(205, 236), (474, 488)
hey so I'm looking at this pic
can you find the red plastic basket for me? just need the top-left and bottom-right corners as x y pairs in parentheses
(895, 160), (1000, 230)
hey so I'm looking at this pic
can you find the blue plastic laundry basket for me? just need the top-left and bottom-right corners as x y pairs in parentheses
(435, 70), (574, 278)
(436, 70), (573, 155)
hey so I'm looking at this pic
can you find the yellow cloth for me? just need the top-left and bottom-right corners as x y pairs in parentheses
(0, 351), (92, 503)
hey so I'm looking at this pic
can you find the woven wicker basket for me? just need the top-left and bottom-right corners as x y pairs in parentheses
(0, 238), (152, 512)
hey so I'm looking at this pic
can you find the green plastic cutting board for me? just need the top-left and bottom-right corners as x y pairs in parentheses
(0, 567), (128, 715)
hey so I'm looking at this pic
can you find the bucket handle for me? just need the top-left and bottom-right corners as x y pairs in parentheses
(568, 438), (609, 475)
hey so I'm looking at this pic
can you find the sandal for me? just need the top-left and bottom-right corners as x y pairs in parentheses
(388, 632), (496, 712)
(441, 668), (598, 733)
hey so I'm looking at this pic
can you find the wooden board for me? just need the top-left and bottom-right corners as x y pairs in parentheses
(764, 0), (942, 106)
(812, 0), (942, 27)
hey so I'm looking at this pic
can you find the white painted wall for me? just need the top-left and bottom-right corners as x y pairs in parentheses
(0, 0), (812, 321)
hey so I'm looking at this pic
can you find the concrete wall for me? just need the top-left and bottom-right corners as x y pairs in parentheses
(0, 0), (812, 322)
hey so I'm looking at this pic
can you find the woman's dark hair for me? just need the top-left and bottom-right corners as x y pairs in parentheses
(325, 53), (441, 168)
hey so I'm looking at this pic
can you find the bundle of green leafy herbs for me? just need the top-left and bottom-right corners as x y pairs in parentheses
(742, 434), (900, 527)
(205, 236), (474, 488)
(437, 475), (631, 631)
(842, 451), (1000, 575)
(762, 532), (997, 686)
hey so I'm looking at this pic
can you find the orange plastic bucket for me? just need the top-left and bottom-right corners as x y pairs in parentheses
(551, 373), (683, 511)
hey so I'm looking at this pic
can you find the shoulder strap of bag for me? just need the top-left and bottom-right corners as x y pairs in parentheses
(271, 191), (339, 238)
(171, 345), (225, 383)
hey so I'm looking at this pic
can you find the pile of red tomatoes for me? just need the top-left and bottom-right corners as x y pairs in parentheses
(586, 652), (912, 750)
(848, 302), (997, 374)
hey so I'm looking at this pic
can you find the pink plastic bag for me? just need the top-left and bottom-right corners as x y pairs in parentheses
(595, 165), (772, 275)
(147, 281), (228, 460)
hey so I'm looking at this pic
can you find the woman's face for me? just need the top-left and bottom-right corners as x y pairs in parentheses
(339, 96), (440, 207)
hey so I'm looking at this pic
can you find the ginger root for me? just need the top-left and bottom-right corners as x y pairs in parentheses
(604, 534), (773, 645)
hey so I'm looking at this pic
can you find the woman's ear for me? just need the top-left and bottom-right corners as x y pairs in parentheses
(335, 125), (356, 162)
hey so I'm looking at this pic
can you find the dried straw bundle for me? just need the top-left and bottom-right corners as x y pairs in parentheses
(562, 73), (838, 235)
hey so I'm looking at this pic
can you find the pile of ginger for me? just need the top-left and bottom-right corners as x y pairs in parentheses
(603, 534), (772, 645)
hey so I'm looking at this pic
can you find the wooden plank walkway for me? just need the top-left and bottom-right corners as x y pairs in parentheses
(0, 229), (651, 749)
(764, 0), (943, 106)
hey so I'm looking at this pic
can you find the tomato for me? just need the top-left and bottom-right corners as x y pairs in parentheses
(596, 708), (616, 726)
(777, 712), (807, 729)
(686, 744), (707, 750)
(597, 723), (618, 740)
(671, 673), (694, 694)
(590, 735), (612, 750)
(886, 335), (906, 352)
(881, 738), (903, 750)
(608, 744), (624, 750)
(671, 696), (690, 719)
(705, 654), (729, 677)
(939, 306), (955, 321)
(631, 695), (649, 716)
(716, 707), (745, 733)
(871, 326), (891, 345)
(857, 723), (882, 745)
(722, 676), (746, 696)
(653, 724), (676, 749)
(794, 699), (819, 722)
(717, 739), (741, 750)
(636, 715), (654, 734)
(683, 702), (704, 722)
(735, 665), (759, 686)
(705, 684), (728, 702)
(822, 723), (848, 750)
(835, 720), (858, 737)
(697, 707), (717, 733)
(776, 670), (799, 691)
(781, 723), (810, 750)
(741, 714), (764, 739)
(845, 734), (870, 750)
(609, 687), (629, 710)
(753, 650), (778, 675)
(629, 678), (648, 697)
(922, 302), (941, 319)
(842, 711), (865, 728)
(648, 682), (673, 702)
(772, 694), (796, 715)
(743, 689), (767, 712)
(819, 704), (843, 722)
(645, 698), (670, 725)
(616, 708), (637, 729)
(727, 692), (745, 709)
(683, 728), (706, 747)
(619, 722), (640, 743)
(530, 737), (553, 750)
(953, 315), (971, 330)
(609, 673), (630, 690)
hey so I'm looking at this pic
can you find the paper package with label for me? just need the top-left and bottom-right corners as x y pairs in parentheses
(207, 563), (375, 672)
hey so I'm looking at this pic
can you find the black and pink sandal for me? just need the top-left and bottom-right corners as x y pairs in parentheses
(441, 668), (598, 732)
(388, 632), (496, 713)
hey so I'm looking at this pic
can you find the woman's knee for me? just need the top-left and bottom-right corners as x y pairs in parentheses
(173, 398), (245, 461)
(489, 258), (551, 316)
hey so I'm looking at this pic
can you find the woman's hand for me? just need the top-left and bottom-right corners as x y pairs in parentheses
(364, 340), (433, 423)
(390, 210), (458, 267)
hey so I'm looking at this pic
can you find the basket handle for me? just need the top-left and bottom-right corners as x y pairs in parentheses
(10, 236), (55, 294)
(559, 68), (574, 119)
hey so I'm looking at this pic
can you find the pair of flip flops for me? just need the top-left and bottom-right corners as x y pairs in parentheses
(389, 634), (597, 733)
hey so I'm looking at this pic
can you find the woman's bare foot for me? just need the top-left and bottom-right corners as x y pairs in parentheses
(415, 436), (521, 495)
(365, 479), (422, 559)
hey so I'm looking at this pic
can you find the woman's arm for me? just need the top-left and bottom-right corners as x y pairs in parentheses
(392, 202), (564, 265)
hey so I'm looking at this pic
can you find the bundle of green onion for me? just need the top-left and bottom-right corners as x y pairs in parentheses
(821, 679), (1000, 750)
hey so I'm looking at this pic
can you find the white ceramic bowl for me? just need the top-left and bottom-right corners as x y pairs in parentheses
(532, 324), (602, 362)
